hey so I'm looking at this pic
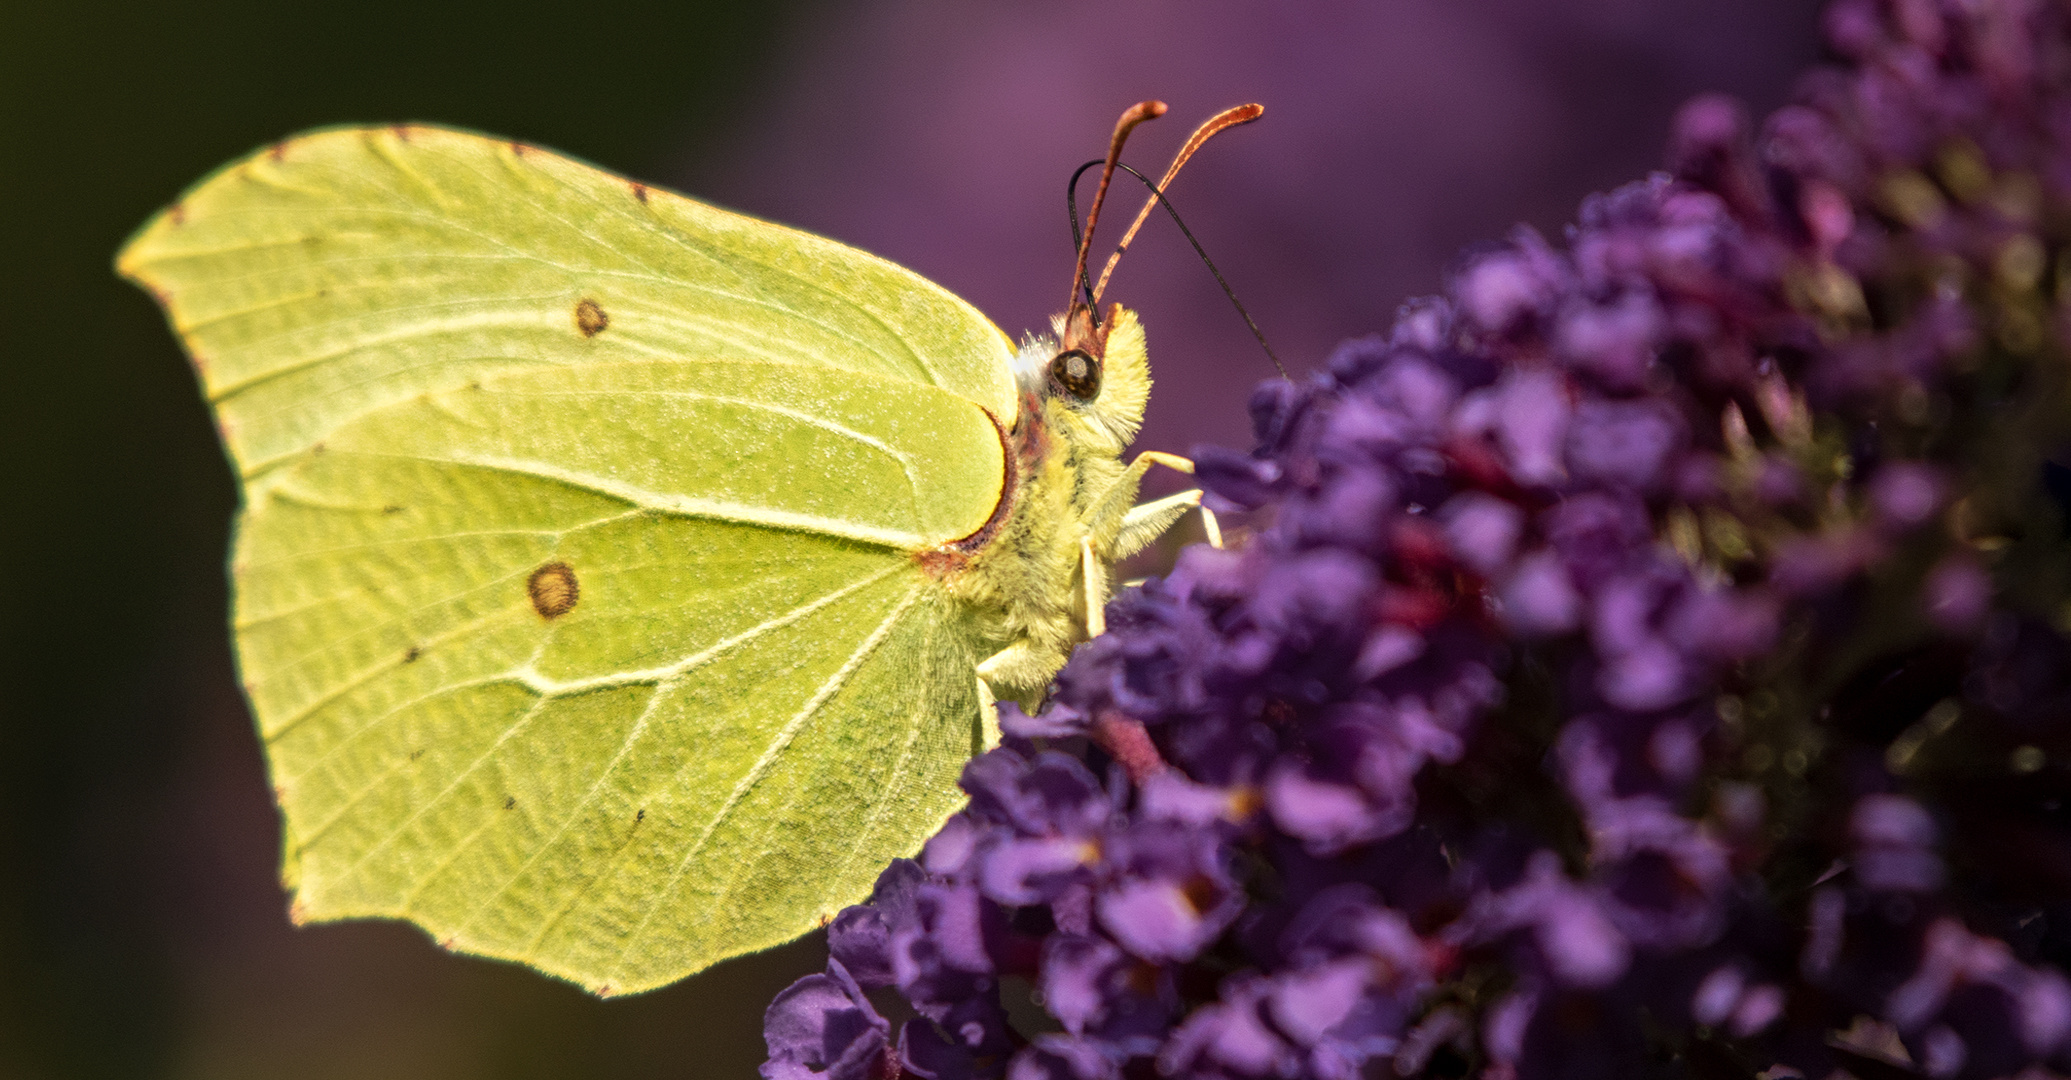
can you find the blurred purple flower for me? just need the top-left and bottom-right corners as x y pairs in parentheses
(1095, 822), (1242, 964)
(766, 3), (2071, 1075)
(1457, 229), (1570, 337)
(1870, 462), (1946, 530)
(1005, 1037), (1113, 1080)
(1564, 398), (1685, 493)
(1923, 552), (1992, 632)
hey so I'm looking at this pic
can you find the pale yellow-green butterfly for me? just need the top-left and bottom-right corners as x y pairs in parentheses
(118, 101), (1257, 995)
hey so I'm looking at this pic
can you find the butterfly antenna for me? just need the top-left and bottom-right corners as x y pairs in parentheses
(1066, 103), (1288, 381)
(1092, 104), (1261, 307)
(1106, 161), (1289, 381)
(1070, 101), (1167, 322)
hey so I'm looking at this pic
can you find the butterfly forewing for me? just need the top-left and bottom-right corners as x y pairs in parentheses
(120, 126), (1015, 992)
(119, 125), (1017, 477)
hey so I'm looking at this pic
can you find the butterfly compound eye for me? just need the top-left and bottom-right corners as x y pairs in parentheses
(1049, 348), (1102, 401)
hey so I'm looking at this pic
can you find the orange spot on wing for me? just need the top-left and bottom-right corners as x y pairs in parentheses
(528, 561), (579, 617)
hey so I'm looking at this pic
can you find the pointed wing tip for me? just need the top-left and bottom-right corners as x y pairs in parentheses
(113, 206), (181, 285)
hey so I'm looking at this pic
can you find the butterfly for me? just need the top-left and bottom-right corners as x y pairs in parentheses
(118, 101), (1256, 995)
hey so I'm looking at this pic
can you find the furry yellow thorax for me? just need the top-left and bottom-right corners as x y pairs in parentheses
(945, 305), (1153, 703)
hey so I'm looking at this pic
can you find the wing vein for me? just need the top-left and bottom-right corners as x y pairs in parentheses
(318, 450), (929, 549)
(453, 565), (914, 948)
(608, 584), (925, 966)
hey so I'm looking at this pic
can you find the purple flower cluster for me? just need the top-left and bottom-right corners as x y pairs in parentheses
(764, 1), (2071, 1076)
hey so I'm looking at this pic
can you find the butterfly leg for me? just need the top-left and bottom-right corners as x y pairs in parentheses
(1137, 451), (1221, 548)
(1099, 450), (1223, 558)
(976, 642), (1066, 712)
(1081, 536), (1109, 637)
(1117, 490), (1222, 555)
(974, 674), (1004, 752)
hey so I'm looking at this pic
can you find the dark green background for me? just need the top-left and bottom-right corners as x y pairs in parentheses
(1, 3), (818, 1077)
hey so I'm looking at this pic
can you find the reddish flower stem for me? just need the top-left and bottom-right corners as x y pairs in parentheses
(1090, 711), (1168, 784)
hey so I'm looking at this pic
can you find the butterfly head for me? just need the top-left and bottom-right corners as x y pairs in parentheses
(1008, 101), (1259, 459)
(1013, 301), (1149, 456)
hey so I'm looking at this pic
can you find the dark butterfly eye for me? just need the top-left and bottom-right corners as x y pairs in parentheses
(1049, 348), (1101, 401)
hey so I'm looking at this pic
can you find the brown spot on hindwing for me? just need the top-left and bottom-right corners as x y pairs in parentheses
(574, 298), (609, 337)
(528, 562), (579, 618)
(630, 182), (649, 204)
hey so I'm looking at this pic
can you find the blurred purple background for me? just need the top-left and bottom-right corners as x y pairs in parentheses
(4, 2), (1825, 1077)
(676, 0), (1821, 502)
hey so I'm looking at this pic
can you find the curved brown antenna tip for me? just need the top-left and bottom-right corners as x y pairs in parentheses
(1091, 103), (1263, 306)
(1071, 100), (1168, 316)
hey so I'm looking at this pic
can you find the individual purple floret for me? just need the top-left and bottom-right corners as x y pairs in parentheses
(765, 1), (2071, 1075)
(763, 960), (894, 1080)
